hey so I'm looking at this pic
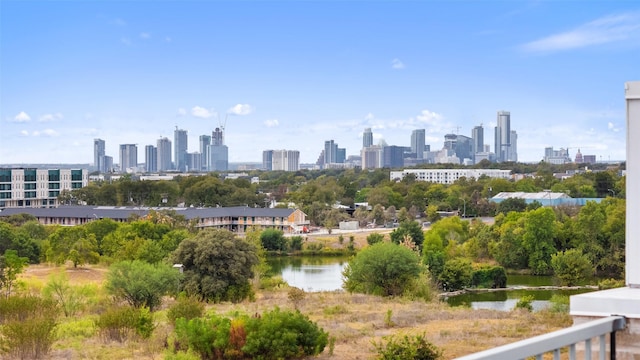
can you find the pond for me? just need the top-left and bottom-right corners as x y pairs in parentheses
(268, 256), (599, 311)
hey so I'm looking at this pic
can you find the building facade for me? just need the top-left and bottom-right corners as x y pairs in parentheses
(390, 168), (511, 184)
(157, 137), (172, 171)
(119, 144), (138, 173)
(145, 145), (157, 173)
(0, 168), (89, 209)
(494, 111), (511, 162)
(363, 128), (373, 149)
(199, 135), (211, 171)
(411, 129), (426, 159)
(94, 138), (106, 173)
(472, 125), (483, 158)
(174, 128), (188, 172)
(272, 150), (300, 171)
(262, 150), (273, 171)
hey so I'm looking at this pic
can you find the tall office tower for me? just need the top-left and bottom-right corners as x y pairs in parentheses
(324, 140), (338, 164)
(494, 111), (511, 162)
(508, 130), (518, 162)
(212, 127), (224, 146)
(361, 145), (383, 169)
(94, 138), (106, 173)
(119, 144), (138, 173)
(157, 137), (172, 171)
(174, 128), (188, 172)
(337, 148), (346, 164)
(363, 128), (373, 149)
(272, 150), (300, 171)
(411, 129), (426, 159)
(382, 146), (404, 168)
(209, 127), (228, 171)
(145, 145), (157, 173)
(472, 125), (484, 156)
(186, 152), (202, 172)
(199, 135), (211, 171)
(262, 150), (274, 171)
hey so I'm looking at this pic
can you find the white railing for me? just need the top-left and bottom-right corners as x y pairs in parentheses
(456, 316), (626, 360)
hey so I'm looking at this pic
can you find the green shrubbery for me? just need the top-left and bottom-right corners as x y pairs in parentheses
(374, 333), (442, 360)
(172, 307), (328, 360)
(96, 306), (154, 342)
(470, 265), (507, 289)
(167, 295), (205, 326)
(515, 295), (535, 312)
(0, 295), (59, 359)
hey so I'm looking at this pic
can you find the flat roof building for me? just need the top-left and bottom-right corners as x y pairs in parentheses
(390, 168), (511, 184)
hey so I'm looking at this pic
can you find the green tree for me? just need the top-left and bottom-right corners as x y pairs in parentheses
(260, 228), (287, 251)
(390, 221), (425, 248)
(551, 249), (593, 286)
(343, 242), (423, 296)
(522, 207), (557, 275)
(0, 250), (29, 298)
(496, 198), (527, 214)
(105, 260), (182, 311)
(438, 258), (473, 292)
(367, 232), (385, 245)
(172, 229), (259, 302)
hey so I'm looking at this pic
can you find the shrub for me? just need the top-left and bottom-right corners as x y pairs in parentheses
(0, 295), (58, 359)
(548, 294), (569, 313)
(42, 272), (89, 317)
(470, 265), (507, 289)
(438, 258), (473, 292)
(243, 307), (328, 359)
(167, 295), (205, 326)
(366, 233), (385, 245)
(374, 333), (442, 360)
(287, 287), (306, 310)
(344, 242), (423, 296)
(289, 236), (303, 252)
(515, 295), (534, 312)
(260, 229), (287, 251)
(551, 249), (593, 286)
(598, 278), (625, 290)
(173, 314), (232, 359)
(96, 306), (155, 342)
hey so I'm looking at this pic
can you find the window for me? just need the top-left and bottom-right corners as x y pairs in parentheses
(25, 191), (36, 198)
(48, 183), (60, 189)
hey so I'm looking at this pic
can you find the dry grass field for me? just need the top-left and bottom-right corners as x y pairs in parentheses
(15, 261), (572, 360)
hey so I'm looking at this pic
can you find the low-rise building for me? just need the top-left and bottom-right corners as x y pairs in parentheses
(390, 168), (511, 184)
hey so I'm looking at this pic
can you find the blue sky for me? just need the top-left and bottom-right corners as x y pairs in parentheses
(1, 1), (638, 165)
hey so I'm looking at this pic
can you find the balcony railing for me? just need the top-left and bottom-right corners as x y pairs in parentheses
(455, 316), (626, 360)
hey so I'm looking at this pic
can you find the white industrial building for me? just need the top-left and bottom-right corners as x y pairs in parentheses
(390, 168), (511, 184)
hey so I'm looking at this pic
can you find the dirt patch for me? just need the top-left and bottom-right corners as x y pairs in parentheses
(20, 263), (108, 286)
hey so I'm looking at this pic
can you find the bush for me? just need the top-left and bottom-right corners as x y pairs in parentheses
(374, 333), (442, 360)
(551, 249), (593, 286)
(598, 278), (625, 290)
(471, 266), (507, 289)
(0, 295), (58, 359)
(42, 272), (90, 317)
(438, 259), (473, 292)
(173, 314), (232, 359)
(260, 229), (287, 251)
(548, 294), (569, 313)
(287, 287), (306, 310)
(366, 233), (385, 245)
(96, 306), (155, 342)
(289, 236), (303, 252)
(167, 295), (205, 326)
(344, 242), (423, 297)
(390, 221), (425, 248)
(515, 295), (534, 312)
(243, 307), (328, 359)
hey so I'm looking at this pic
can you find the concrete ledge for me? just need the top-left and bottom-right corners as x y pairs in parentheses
(571, 287), (640, 334)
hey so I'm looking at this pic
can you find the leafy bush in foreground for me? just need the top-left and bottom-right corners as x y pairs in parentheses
(374, 333), (442, 360)
(96, 306), (154, 342)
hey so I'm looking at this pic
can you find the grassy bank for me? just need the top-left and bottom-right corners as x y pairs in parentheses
(14, 263), (572, 360)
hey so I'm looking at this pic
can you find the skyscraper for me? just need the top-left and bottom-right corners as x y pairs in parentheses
(324, 140), (338, 165)
(411, 129), (425, 159)
(157, 137), (172, 171)
(145, 145), (157, 173)
(199, 135), (211, 171)
(262, 150), (273, 171)
(119, 144), (138, 173)
(94, 138), (105, 173)
(494, 111), (511, 162)
(272, 150), (300, 171)
(472, 125), (484, 156)
(508, 130), (518, 162)
(209, 127), (228, 171)
(174, 128), (188, 172)
(363, 128), (373, 149)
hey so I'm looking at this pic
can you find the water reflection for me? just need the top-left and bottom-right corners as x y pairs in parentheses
(267, 256), (349, 292)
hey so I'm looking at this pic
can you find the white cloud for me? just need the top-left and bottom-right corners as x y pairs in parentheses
(140, 32), (151, 39)
(165, 36), (172, 42)
(177, 108), (187, 116)
(521, 12), (640, 53)
(264, 119), (279, 127)
(191, 106), (216, 119)
(20, 130), (29, 136)
(42, 129), (59, 137)
(39, 113), (63, 122)
(227, 104), (254, 115)
(608, 122), (621, 132)
(121, 37), (132, 46)
(13, 111), (31, 122)
(110, 18), (126, 27)
(391, 58), (406, 69)
(364, 113), (375, 121)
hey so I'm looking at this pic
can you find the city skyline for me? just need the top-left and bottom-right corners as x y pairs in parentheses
(2, 2), (637, 164)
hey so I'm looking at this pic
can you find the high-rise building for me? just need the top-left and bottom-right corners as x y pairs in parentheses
(363, 128), (373, 149)
(262, 150), (273, 171)
(199, 135), (211, 171)
(324, 140), (338, 164)
(411, 129), (426, 159)
(494, 111), (511, 162)
(337, 148), (346, 164)
(186, 152), (201, 172)
(209, 127), (228, 171)
(145, 145), (157, 173)
(361, 145), (383, 169)
(103, 156), (113, 173)
(272, 150), (300, 171)
(472, 125), (484, 157)
(174, 128), (188, 172)
(382, 146), (404, 168)
(94, 138), (106, 173)
(157, 137), (172, 171)
(508, 130), (518, 162)
(119, 144), (138, 173)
